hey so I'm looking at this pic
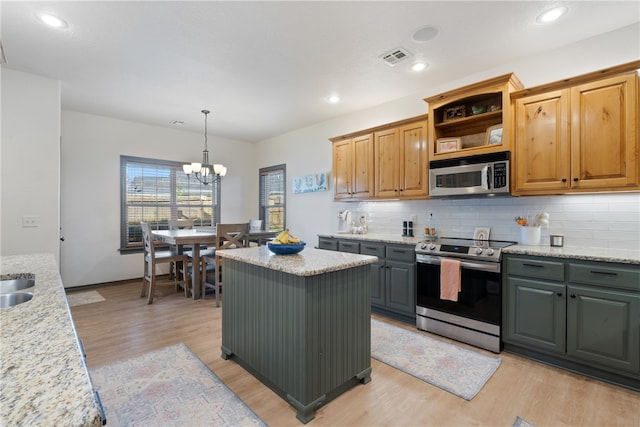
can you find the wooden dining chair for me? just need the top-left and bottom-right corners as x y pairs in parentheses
(202, 222), (250, 306)
(167, 218), (195, 281)
(140, 222), (190, 304)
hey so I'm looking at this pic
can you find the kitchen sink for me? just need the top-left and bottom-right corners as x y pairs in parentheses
(0, 276), (35, 308)
(0, 292), (34, 308)
(0, 278), (35, 293)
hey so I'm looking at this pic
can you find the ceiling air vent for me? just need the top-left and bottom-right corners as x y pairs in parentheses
(379, 47), (412, 67)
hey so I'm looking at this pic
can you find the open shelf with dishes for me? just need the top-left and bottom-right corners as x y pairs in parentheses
(425, 73), (524, 160)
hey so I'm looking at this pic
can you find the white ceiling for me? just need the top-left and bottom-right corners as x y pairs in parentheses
(2, 1), (639, 142)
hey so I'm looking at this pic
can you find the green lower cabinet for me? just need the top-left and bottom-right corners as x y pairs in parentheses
(318, 237), (416, 322)
(503, 254), (640, 390)
(370, 261), (385, 307)
(506, 277), (566, 354)
(566, 285), (640, 374)
(385, 259), (415, 315)
(366, 257), (415, 317)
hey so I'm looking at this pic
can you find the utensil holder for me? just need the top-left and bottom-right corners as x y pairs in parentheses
(520, 226), (541, 246)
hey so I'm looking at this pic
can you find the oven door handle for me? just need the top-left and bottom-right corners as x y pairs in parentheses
(416, 255), (501, 273)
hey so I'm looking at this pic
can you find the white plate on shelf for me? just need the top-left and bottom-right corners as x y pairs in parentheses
(473, 227), (490, 241)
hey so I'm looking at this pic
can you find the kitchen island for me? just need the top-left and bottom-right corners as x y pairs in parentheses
(0, 254), (104, 426)
(216, 245), (378, 423)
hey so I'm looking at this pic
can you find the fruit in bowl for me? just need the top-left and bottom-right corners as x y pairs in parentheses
(267, 229), (306, 255)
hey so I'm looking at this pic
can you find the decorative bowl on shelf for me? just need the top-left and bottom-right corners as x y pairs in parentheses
(267, 241), (306, 255)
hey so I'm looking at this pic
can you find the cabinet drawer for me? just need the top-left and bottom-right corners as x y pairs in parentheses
(569, 263), (640, 291)
(360, 243), (385, 258)
(507, 257), (564, 281)
(386, 245), (415, 262)
(338, 240), (360, 254)
(318, 237), (338, 251)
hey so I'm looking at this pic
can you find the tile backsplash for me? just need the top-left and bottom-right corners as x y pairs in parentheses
(344, 193), (640, 250)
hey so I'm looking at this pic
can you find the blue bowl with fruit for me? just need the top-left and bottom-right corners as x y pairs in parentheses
(267, 241), (306, 255)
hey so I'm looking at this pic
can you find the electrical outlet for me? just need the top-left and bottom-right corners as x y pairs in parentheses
(22, 216), (38, 227)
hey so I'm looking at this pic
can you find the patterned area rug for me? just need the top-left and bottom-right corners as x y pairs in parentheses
(371, 319), (501, 400)
(67, 290), (106, 307)
(89, 343), (266, 427)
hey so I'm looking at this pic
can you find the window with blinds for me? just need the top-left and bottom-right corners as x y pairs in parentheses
(120, 155), (220, 252)
(259, 164), (286, 232)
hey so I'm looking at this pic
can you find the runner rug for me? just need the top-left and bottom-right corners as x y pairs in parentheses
(371, 318), (501, 400)
(89, 343), (266, 426)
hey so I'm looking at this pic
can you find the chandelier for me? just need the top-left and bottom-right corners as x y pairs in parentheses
(182, 109), (227, 185)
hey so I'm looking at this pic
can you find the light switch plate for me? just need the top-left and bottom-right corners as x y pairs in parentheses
(550, 235), (564, 247)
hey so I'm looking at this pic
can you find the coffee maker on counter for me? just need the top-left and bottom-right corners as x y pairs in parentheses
(337, 210), (352, 233)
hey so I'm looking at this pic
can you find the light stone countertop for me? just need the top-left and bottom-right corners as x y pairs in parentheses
(318, 233), (640, 265)
(0, 254), (103, 427)
(216, 245), (378, 276)
(503, 244), (640, 265)
(317, 232), (422, 246)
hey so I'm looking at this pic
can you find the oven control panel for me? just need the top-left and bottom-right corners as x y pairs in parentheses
(415, 240), (504, 262)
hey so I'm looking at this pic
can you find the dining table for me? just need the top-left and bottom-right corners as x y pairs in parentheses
(152, 227), (276, 299)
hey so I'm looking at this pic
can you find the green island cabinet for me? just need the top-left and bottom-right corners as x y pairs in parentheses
(318, 237), (416, 323)
(218, 247), (376, 423)
(502, 254), (640, 390)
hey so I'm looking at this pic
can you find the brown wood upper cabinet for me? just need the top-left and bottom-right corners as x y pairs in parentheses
(332, 133), (374, 200)
(374, 120), (428, 199)
(512, 63), (639, 195)
(331, 115), (428, 201)
(425, 73), (524, 160)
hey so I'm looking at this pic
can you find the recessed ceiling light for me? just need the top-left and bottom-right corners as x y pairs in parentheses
(327, 95), (341, 104)
(412, 25), (439, 43)
(411, 62), (428, 72)
(536, 6), (568, 23)
(36, 12), (68, 29)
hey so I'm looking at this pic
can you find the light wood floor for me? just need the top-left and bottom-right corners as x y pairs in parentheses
(68, 280), (639, 427)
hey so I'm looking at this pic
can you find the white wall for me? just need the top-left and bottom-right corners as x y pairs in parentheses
(59, 111), (257, 287)
(256, 24), (640, 249)
(1, 68), (61, 262)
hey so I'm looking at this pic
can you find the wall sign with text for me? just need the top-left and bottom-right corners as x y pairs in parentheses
(292, 172), (328, 194)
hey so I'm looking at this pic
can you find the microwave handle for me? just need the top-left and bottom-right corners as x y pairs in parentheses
(482, 164), (491, 190)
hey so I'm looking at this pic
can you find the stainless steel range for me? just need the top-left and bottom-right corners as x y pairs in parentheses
(415, 237), (516, 353)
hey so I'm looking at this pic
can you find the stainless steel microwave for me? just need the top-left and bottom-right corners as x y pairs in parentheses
(429, 152), (510, 197)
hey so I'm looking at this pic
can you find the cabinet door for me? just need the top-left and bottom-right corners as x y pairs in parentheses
(370, 261), (386, 307)
(351, 133), (375, 198)
(504, 277), (566, 354)
(570, 73), (638, 190)
(333, 134), (374, 200)
(385, 260), (415, 315)
(514, 89), (571, 193)
(399, 121), (428, 198)
(567, 285), (640, 374)
(375, 128), (401, 198)
(333, 139), (353, 199)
